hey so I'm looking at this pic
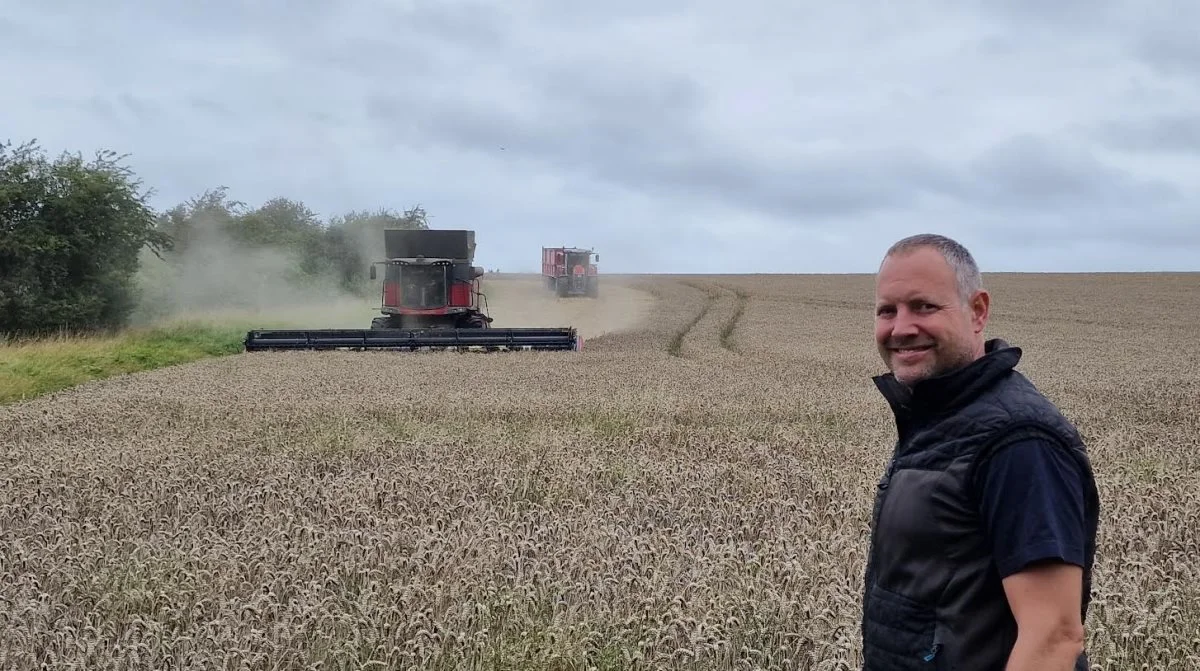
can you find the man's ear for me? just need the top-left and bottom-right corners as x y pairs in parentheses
(970, 289), (990, 333)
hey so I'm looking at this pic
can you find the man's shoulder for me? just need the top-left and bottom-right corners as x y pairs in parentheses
(968, 420), (1097, 509)
(976, 369), (1081, 438)
(989, 368), (1058, 408)
(976, 431), (1095, 577)
(982, 424), (1082, 470)
(959, 372), (1093, 492)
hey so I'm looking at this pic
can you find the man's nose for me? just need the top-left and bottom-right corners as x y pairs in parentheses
(891, 309), (920, 336)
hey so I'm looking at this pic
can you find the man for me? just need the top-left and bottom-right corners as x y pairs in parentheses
(860, 234), (1100, 671)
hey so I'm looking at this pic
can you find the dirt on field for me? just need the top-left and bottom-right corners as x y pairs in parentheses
(1, 272), (1198, 670)
(148, 274), (654, 342)
(480, 274), (655, 340)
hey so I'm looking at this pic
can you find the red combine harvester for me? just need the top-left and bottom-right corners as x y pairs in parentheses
(244, 229), (580, 352)
(369, 228), (489, 330)
(542, 245), (599, 297)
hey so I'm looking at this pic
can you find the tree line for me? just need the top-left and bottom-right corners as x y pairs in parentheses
(1, 140), (428, 337)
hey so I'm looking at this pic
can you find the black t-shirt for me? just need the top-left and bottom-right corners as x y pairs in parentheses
(977, 427), (1089, 578)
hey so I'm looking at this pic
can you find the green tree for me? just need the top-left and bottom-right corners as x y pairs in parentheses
(234, 196), (323, 248)
(146, 186), (432, 302)
(327, 205), (428, 290)
(153, 186), (245, 257)
(0, 139), (170, 336)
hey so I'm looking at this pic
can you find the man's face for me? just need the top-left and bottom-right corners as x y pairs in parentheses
(874, 246), (989, 386)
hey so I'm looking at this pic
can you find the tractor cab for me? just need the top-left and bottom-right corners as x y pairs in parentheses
(565, 249), (595, 274)
(541, 246), (599, 297)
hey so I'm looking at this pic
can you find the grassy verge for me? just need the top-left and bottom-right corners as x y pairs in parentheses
(0, 322), (248, 405)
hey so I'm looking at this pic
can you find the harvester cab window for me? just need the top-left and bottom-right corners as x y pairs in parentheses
(397, 264), (448, 309)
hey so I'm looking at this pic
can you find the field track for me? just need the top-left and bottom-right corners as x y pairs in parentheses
(2, 272), (1198, 669)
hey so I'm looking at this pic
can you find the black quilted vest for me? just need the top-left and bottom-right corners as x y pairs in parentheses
(860, 338), (1099, 671)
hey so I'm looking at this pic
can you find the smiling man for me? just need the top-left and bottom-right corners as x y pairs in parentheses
(860, 234), (1101, 670)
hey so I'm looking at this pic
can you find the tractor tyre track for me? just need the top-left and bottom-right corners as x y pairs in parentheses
(667, 281), (716, 356)
(717, 285), (749, 353)
(670, 280), (743, 358)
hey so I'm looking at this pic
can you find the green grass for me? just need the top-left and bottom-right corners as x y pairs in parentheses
(0, 322), (249, 405)
(0, 295), (383, 406)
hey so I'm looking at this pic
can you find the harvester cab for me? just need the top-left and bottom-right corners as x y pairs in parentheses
(367, 255), (491, 330)
(244, 228), (581, 352)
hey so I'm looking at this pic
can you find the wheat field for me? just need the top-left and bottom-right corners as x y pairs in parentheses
(1, 273), (1198, 670)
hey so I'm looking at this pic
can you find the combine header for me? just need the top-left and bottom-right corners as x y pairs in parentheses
(244, 229), (581, 352)
(542, 246), (599, 297)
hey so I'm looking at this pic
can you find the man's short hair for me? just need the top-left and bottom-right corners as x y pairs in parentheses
(883, 233), (983, 303)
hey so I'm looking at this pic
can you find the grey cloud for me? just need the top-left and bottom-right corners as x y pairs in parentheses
(287, 3), (511, 79)
(941, 134), (1197, 250)
(401, 101), (922, 220)
(370, 65), (951, 223)
(975, 0), (1200, 83)
(375, 63), (1184, 237)
(57, 93), (163, 130)
(634, 148), (948, 220)
(3, 0), (1200, 272)
(117, 94), (155, 125)
(58, 94), (156, 132)
(1129, 0), (1200, 77)
(188, 97), (233, 118)
(959, 134), (1180, 210)
(970, 207), (1200, 250)
(975, 0), (1131, 26)
(81, 97), (118, 123)
(1135, 28), (1200, 78)
(387, 1), (510, 49)
(364, 58), (705, 169)
(314, 36), (435, 79)
(1095, 115), (1200, 154)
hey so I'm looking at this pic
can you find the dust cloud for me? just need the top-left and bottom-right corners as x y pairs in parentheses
(130, 223), (376, 330)
(129, 227), (654, 336)
(480, 274), (653, 340)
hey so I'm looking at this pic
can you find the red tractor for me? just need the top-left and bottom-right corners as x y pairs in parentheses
(243, 229), (580, 351)
(542, 246), (599, 298)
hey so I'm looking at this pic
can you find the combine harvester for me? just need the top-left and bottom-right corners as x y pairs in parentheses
(244, 229), (581, 352)
(542, 245), (599, 297)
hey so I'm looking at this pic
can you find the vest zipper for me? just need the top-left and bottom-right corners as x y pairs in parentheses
(877, 458), (896, 489)
(923, 628), (944, 662)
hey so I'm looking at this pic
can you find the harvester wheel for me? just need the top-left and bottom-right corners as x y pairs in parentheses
(461, 313), (490, 329)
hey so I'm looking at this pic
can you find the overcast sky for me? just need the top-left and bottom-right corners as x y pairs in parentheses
(3, 1), (1199, 273)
